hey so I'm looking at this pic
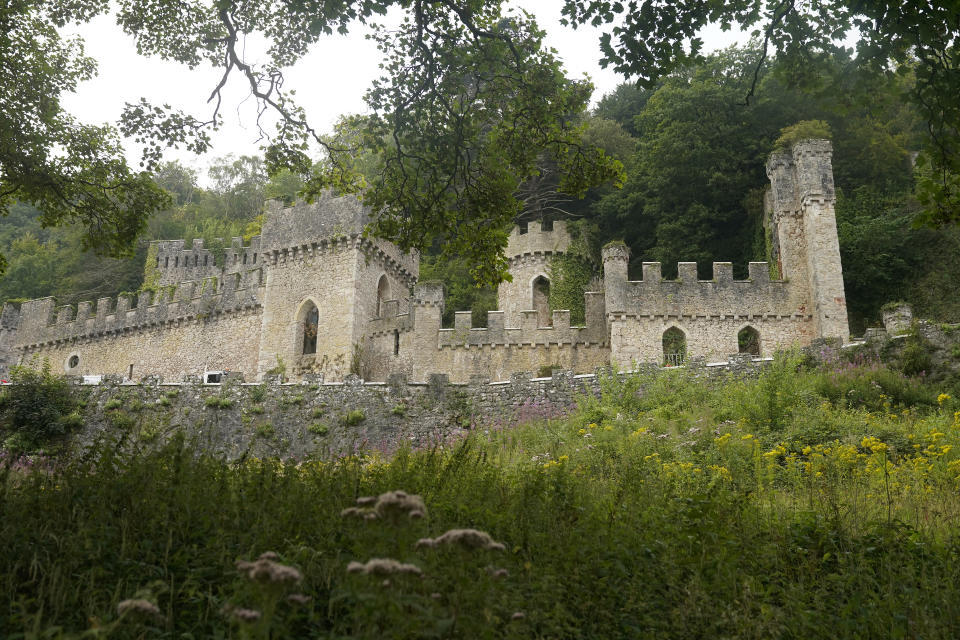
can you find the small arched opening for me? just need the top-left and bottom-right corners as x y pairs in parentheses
(738, 326), (760, 356)
(532, 275), (551, 326)
(662, 327), (687, 367)
(376, 274), (389, 318)
(299, 301), (319, 355)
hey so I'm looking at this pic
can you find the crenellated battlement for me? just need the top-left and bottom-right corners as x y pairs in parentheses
(617, 261), (796, 317)
(505, 220), (571, 260)
(151, 236), (262, 286)
(12, 268), (265, 348)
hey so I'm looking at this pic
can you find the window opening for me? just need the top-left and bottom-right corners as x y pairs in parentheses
(393, 329), (400, 356)
(662, 327), (687, 367)
(302, 303), (319, 355)
(738, 326), (760, 356)
(532, 275), (551, 326)
(376, 275), (389, 318)
(68, 355), (79, 369)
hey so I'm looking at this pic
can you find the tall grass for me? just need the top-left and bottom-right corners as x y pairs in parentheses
(2, 355), (960, 638)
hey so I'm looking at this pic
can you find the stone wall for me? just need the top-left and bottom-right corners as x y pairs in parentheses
(365, 281), (609, 383)
(608, 314), (813, 369)
(22, 308), (262, 381)
(67, 359), (764, 460)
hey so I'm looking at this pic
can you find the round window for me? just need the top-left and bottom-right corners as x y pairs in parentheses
(67, 355), (79, 369)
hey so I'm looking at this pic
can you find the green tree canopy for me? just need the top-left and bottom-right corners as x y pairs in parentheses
(561, 0), (960, 225)
(0, 1), (170, 273)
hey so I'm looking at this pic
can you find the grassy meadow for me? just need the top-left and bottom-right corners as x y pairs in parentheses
(2, 353), (960, 638)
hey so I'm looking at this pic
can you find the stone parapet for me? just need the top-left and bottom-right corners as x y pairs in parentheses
(606, 261), (797, 317)
(13, 271), (264, 348)
(505, 220), (571, 260)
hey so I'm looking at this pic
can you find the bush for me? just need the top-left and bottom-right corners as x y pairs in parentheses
(340, 409), (365, 426)
(0, 363), (79, 451)
(308, 422), (328, 436)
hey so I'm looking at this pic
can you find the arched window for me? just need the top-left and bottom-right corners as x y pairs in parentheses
(376, 275), (389, 318)
(738, 326), (760, 356)
(662, 327), (687, 367)
(532, 275), (551, 326)
(301, 302), (319, 355)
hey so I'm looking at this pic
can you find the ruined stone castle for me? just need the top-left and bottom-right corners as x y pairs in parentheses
(0, 140), (849, 383)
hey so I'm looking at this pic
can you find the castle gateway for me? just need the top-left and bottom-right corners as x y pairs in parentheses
(0, 140), (848, 383)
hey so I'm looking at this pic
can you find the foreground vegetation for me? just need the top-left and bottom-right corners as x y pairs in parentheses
(2, 354), (960, 638)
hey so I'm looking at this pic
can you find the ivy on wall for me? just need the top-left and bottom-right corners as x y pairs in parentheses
(548, 220), (602, 326)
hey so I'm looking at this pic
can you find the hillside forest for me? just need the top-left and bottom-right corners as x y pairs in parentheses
(2, 46), (957, 335)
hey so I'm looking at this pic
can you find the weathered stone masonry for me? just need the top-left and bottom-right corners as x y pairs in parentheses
(0, 140), (849, 382)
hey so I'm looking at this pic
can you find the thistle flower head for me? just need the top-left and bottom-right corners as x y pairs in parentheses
(341, 490), (427, 522)
(231, 608), (262, 623)
(416, 528), (506, 551)
(346, 558), (423, 576)
(236, 553), (302, 585)
(117, 599), (161, 618)
(287, 593), (312, 605)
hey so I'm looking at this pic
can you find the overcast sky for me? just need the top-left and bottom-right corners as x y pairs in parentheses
(61, 4), (745, 182)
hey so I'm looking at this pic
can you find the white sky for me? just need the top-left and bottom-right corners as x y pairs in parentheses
(61, 3), (746, 182)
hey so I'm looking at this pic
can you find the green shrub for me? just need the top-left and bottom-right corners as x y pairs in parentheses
(254, 423), (275, 438)
(390, 404), (407, 417)
(103, 398), (123, 411)
(899, 331), (934, 377)
(308, 422), (328, 436)
(340, 409), (365, 426)
(108, 411), (136, 430)
(248, 405), (265, 415)
(249, 384), (268, 403)
(310, 407), (326, 419)
(204, 396), (234, 410)
(0, 364), (80, 450)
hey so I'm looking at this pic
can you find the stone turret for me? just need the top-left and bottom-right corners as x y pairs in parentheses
(765, 139), (849, 342)
(497, 220), (572, 327)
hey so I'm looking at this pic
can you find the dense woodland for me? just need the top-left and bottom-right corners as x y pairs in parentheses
(2, 47), (958, 334)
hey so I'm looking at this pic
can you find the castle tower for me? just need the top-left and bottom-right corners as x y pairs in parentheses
(497, 220), (571, 327)
(255, 193), (418, 381)
(765, 139), (849, 342)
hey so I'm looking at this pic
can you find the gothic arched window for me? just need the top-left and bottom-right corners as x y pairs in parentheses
(301, 302), (319, 355)
(376, 275), (389, 318)
(532, 275), (551, 326)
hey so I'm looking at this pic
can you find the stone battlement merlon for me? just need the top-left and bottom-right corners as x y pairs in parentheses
(12, 270), (265, 348)
(505, 220), (571, 260)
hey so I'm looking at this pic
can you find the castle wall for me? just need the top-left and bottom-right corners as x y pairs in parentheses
(20, 310), (262, 381)
(364, 283), (609, 383)
(608, 314), (813, 369)
(11, 269), (265, 380)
